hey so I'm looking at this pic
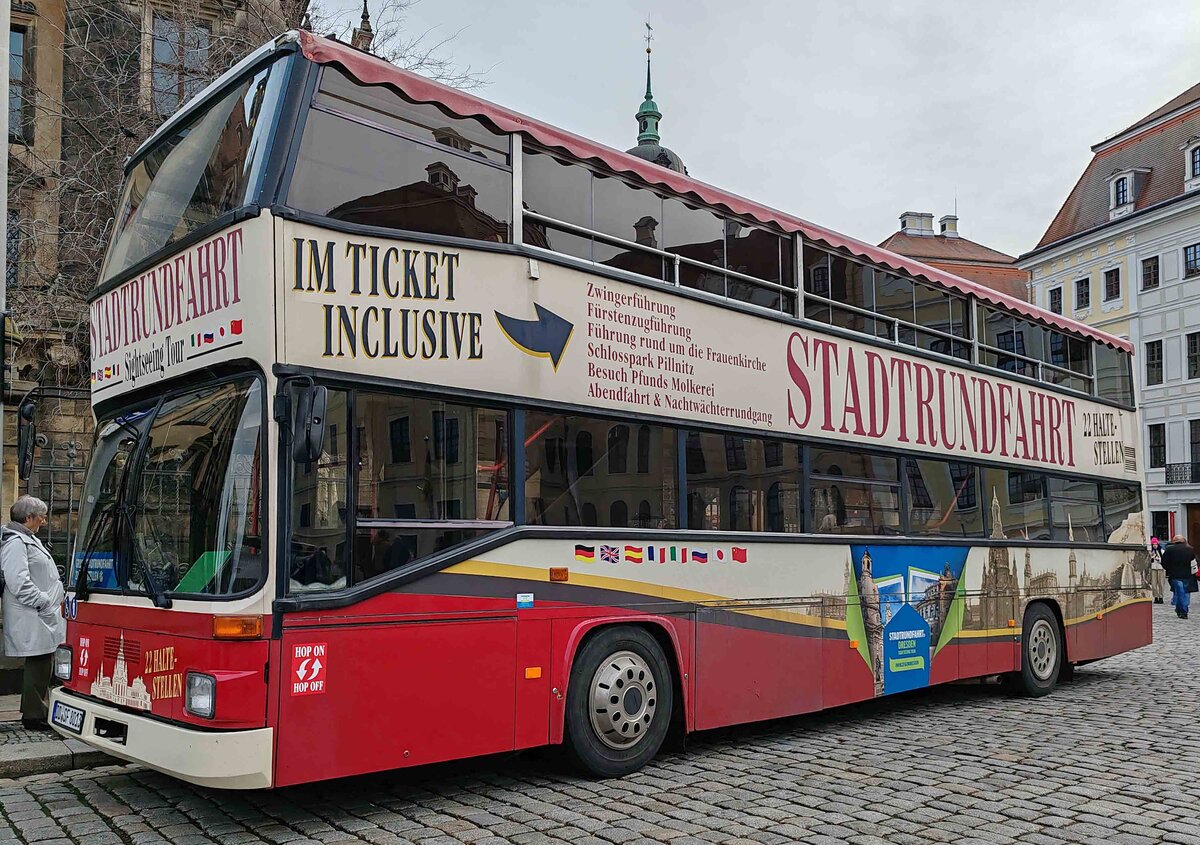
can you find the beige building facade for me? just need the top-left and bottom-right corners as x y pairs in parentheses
(1019, 81), (1200, 546)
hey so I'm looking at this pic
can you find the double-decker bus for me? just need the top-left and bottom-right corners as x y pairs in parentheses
(47, 31), (1149, 789)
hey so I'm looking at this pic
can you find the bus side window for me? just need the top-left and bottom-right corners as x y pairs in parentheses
(289, 389), (350, 593)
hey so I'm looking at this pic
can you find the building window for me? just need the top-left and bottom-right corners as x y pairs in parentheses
(1190, 334), (1200, 380)
(1074, 277), (1090, 310)
(1048, 287), (1062, 314)
(1152, 510), (1170, 544)
(5, 210), (18, 287)
(526, 414), (676, 529)
(607, 425), (629, 474)
(1185, 243), (1200, 279)
(1191, 420), (1200, 469)
(1193, 145), (1200, 179)
(1145, 339), (1163, 386)
(8, 27), (29, 144)
(636, 425), (650, 474)
(431, 410), (460, 464)
(1142, 256), (1160, 290)
(1149, 424), (1166, 469)
(151, 15), (210, 116)
(724, 435), (747, 471)
(388, 417), (410, 463)
(1103, 268), (1120, 301)
(1114, 177), (1129, 207)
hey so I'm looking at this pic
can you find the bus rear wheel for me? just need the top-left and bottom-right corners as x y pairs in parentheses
(565, 626), (674, 778)
(1015, 603), (1063, 697)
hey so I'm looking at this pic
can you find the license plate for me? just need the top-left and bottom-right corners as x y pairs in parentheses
(51, 701), (84, 734)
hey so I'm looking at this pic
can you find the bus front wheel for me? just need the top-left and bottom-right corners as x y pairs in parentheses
(565, 626), (674, 777)
(1015, 603), (1063, 697)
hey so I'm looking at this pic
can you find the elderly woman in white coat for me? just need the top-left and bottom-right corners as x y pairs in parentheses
(1, 495), (65, 729)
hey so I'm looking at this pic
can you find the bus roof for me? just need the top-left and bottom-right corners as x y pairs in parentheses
(295, 31), (1129, 354)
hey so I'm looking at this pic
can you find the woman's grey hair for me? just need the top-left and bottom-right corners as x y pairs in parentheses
(11, 495), (48, 523)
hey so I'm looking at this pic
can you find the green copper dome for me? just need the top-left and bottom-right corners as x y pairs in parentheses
(625, 45), (685, 174)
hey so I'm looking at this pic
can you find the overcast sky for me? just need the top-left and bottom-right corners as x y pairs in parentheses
(331, 0), (1200, 258)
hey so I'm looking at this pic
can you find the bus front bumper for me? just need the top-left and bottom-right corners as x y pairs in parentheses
(48, 687), (273, 789)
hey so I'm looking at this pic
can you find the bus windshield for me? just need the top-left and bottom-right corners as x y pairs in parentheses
(100, 56), (288, 285)
(73, 377), (265, 597)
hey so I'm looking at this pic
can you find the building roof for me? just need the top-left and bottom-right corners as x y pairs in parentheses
(1100, 80), (1200, 149)
(877, 231), (1017, 264)
(1031, 82), (1200, 253)
(296, 31), (1131, 353)
(920, 262), (1029, 301)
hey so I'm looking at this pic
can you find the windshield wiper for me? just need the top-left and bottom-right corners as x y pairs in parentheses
(120, 506), (172, 609)
(77, 418), (146, 601)
(74, 505), (114, 601)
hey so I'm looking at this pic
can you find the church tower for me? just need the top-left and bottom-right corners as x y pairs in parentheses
(625, 24), (687, 174)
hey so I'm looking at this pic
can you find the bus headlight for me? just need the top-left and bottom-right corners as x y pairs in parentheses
(53, 646), (72, 681)
(185, 672), (216, 719)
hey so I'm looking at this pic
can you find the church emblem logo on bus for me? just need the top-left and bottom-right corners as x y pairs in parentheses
(495, 304), (574, 369)
(291, 643), (327, 696)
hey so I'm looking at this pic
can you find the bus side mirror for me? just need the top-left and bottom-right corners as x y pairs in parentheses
(17, 401), (36, 480)
(291, 385), (328, 464)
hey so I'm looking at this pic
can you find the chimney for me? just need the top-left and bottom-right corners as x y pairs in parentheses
(939, 214), (960, 238)
(634, 215), (659, 248)
(899, 211), (935, 237)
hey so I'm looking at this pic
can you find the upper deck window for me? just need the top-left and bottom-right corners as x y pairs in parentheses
(288, 68), (513, 243)
(522, 147), (796, 313)
(101, 57), (288, 284)
(804, 244), (971, 360)
(317, 67), (509, 165)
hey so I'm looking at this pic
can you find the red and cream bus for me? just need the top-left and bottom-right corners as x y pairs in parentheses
(47, 31), (1149, 788)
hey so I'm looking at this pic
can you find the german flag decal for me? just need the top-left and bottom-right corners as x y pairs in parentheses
(574, 545), (595, 563)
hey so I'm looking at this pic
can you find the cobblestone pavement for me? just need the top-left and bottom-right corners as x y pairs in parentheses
(0, 604), (1193, 845)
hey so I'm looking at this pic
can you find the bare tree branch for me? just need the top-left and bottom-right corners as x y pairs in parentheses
(9, 0), (485, 388)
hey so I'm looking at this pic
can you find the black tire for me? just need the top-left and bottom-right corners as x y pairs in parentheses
(565, 626), (674, 778)
(1015, 603), (1063, 697)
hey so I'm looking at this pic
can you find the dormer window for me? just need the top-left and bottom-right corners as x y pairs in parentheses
(1107, 168), (1149, 220)
(1186, 138), (1200, 192)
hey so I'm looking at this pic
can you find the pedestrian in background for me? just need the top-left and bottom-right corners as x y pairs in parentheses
(1150, 536), (1167, 604)
(1161, 534), (1198, 620)
(1, 496), (64, 730)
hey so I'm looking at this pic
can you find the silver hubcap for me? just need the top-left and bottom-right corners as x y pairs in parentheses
(1028, 618), (1057, 681)
(589, 650), (658, 750)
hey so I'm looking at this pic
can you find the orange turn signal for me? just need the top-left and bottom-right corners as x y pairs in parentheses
(549, 567), (569, 582)
(213, 615), (263, 639)
(849, 640), (859, 649)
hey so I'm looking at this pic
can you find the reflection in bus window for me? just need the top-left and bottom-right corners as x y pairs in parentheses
(982, 467), (1049, 540)
(131, 379), (264, 596)
(1048, 477), (1101, 542)
(352, 394), (507, 583)
(685, 431), (800, 532)
(288, 109), (512, 242)
(809, 449), (900, 535)
(525, 413), (676, 528)
(905, 459), (983, 538)
(289, 390), (349, 592)
(316, 67), (510, 164)
(1102, 483), (1140, 538)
